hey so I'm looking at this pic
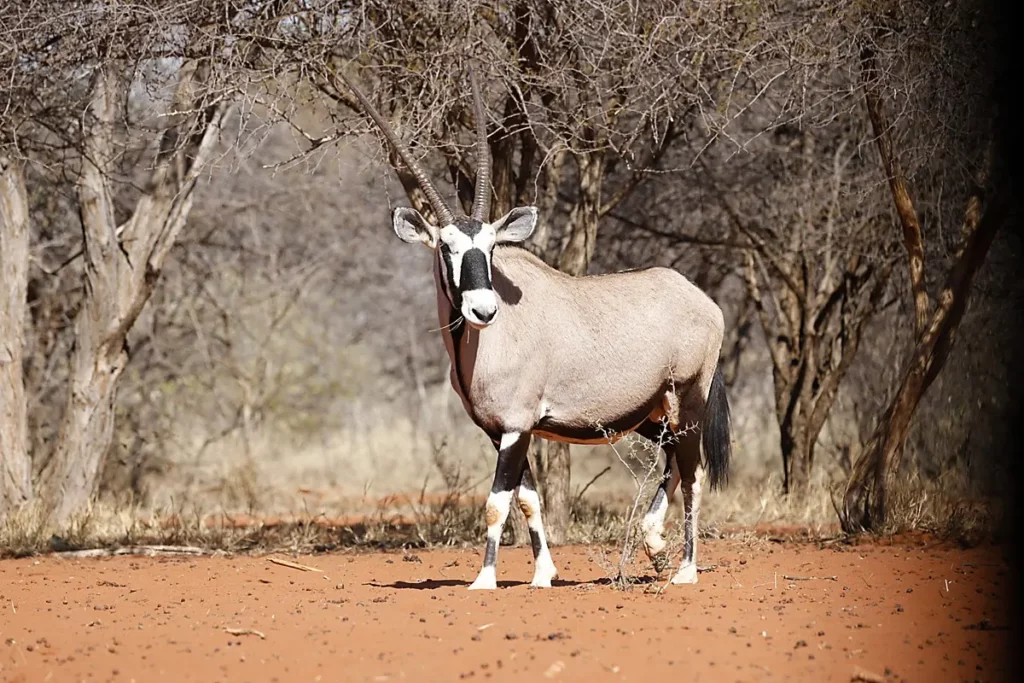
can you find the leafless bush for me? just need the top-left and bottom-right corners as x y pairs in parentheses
(600, 435), (663, 588)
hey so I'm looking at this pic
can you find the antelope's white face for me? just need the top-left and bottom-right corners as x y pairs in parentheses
(393, 206), (537, 328)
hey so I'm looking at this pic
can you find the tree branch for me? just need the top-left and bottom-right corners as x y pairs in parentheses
(861, 44), (928, 338)
(598, 120), (678, 218)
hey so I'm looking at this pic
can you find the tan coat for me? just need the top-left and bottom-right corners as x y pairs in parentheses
(436, 245), (725, 443)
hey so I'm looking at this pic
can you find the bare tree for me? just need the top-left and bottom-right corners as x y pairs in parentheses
(264, 0), (771, 540)
(0, 2), (238, 523)
(839, 36), (1007, 531)
(35, 64), (231, 523)
(591, 1), (1005, 504)
(716, 134), (895, 495)
(0, 156), (32, 514)
(2, 0), (1005, 537)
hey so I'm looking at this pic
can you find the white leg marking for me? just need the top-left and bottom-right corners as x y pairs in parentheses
(469, 565), (497, 590)
(469, 489), (512, 590)
(517, 487), (558, 587)
(671, 562), (699, 584)
(499, 432), (521, 450)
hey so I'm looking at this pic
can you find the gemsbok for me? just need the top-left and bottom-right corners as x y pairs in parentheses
(339, 65), (731, 589)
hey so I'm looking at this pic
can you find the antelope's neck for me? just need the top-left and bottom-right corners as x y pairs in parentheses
(432, 253), (473, 397)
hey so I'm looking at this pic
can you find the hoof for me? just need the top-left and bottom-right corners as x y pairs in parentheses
(670, 563), (698, 585)
(469, 568), (497, 590)
(530, 564), (558, 588)
(651, 551), (670, 574)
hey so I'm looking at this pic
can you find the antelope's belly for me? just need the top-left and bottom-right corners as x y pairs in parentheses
(531, 427), (634, 446)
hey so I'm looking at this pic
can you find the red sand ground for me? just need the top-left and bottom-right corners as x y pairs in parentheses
(0, 534), (1012, 682)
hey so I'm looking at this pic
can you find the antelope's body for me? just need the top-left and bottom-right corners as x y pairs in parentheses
(438, 245), (723, 445)
(340, 65), (732, 589)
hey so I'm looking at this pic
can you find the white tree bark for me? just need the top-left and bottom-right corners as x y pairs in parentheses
(41, 63), (231, 525)
(0, 156), (33, 516)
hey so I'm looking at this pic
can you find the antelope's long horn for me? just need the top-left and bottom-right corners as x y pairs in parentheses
(337, 67), (455, 227)
(469, 65), (492, 223)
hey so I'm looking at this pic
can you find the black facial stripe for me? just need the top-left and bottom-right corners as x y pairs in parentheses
(440, 248), (461, 309)
(460, 248), (491, 291)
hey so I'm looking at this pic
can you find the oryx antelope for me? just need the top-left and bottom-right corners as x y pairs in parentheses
(340, 66), (731, 589)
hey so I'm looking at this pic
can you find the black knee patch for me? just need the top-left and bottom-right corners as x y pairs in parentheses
(529, 528), (542, 556)
(483, 537), (498, 568)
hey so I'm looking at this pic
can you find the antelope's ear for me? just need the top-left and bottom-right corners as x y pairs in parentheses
(393, 207), (439, 248)
(492, 206), (537, 243)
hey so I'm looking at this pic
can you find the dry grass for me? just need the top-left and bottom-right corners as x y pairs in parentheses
(1, 438), (1003, 560)
(878, 466), (1003, 545)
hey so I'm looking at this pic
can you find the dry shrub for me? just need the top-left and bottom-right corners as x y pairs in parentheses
(879, 465), (1003, 545)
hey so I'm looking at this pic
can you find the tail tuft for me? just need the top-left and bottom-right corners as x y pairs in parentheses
(702, 365), (732, 490)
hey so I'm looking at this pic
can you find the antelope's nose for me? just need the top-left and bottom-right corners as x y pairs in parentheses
(472, 306), (496, 324)
(461, 289), (499, 326)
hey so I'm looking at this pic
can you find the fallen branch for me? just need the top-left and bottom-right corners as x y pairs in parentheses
(225, 628), (266, 639)
(268, 556), (323, 572)
(851, 666), (885, 683)
(783, 574), (837, 581)
(57, 545), (212, 558)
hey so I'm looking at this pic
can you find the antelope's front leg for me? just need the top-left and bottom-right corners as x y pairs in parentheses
(469, 431), (529, 590)
(516, 460), (558, 587)
(641, 455), (680, 575)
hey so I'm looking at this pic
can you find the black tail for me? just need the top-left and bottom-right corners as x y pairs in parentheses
(702, 365), (732, 490)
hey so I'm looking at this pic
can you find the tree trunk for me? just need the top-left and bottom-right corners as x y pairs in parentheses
(840, 188), (1007, 532)
(557, 152), (603, 275)
(861, 46), (929, 338)
(40, 64), (230, 525)
(0, 156), (33, 516)
(840, 46), (1004, 533)
(533, 150), (604, 545)
(780, 409), (813, 495)
(535, 439), (572, 545)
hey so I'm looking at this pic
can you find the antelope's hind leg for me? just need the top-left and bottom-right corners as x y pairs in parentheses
(515, 459), (558, 587)
(671, 426), (703, 585)
(469, 431), (530, 590)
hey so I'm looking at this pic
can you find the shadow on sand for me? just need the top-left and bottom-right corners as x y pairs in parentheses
(368, 575), (658, 590)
